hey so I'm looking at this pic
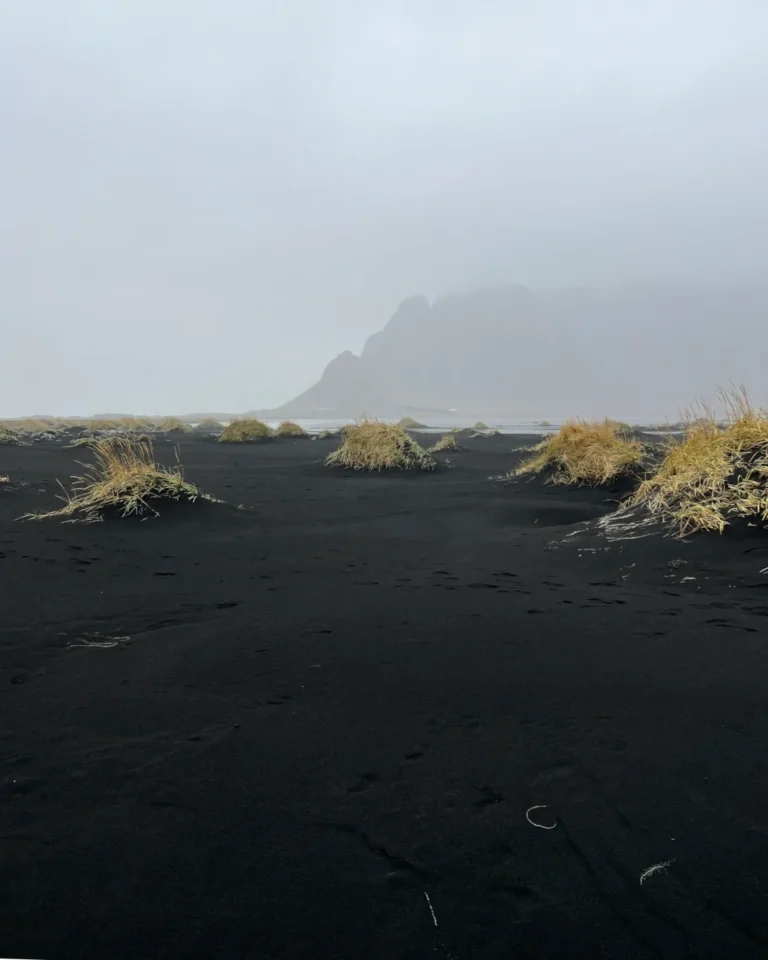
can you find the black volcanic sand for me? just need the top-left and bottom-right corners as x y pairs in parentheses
(3, 434), (768, 959)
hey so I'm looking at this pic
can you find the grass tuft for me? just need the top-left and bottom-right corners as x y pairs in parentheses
(275, 420), (309, 438)
(515, 419), (646, 485)
(1, 418), (54, 434)
(428, 434), (459, 453)
(117, 416), (155, 431)
(86, 419), (121, 431)
(0, 427), (20, 445)
(67, 436), (100, 448)
(326, 419), (435, 471)
(627, 389), (768, 534)
(195, 418), (223, 432)
(159, 417), (193, 433)
(25, 437), (212, 523)
(219, 419), (273, 443)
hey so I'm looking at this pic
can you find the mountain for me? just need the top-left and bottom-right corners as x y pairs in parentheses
(259, 284), (768, 419)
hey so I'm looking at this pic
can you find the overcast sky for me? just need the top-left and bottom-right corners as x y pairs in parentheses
(2, 0), (767, 416)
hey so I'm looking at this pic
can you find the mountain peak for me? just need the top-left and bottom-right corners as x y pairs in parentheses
(384, 295), (430, 332)
(265, 284), (768, 419)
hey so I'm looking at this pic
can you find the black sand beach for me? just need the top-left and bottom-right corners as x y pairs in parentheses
(3, 433), (768, 959)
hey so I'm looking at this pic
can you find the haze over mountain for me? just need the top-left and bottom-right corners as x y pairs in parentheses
(2, 2), (768, 417)
(261, 284), (768, 421)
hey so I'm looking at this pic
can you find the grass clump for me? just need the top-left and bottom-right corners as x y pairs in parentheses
(117, 416), (155, 431)
(159, 417), (193, 434)
(219, 418), (272, 443)
(26, 437), (212, 523)
(428, 434), (459, 453)
(195, 418), (222, 432)
(67, 436), (100, 449)
(515, 419), (646, 486)
(326, 419), (435, 472)
(1, 418), (51, 434)
(86, 418), (121, 431)
(0, 427), (20, 444)
(275, 420), (309, 438)
(627, 391), (768, 534)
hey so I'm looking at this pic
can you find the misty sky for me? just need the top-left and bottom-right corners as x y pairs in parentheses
(2, 0), (768, 416)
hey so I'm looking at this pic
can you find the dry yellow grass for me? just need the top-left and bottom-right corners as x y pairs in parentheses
(275, 420), (309, 438)
(515, 419), (645, 485)
(75, 416), (152, 432)
(86, 418), (121, 431)
(118, 417), (154, 431)
(627, 391), (768, 534)
(196, 418), (223, 431)
(159, 417), (193, 433)
(428, 434), (459, 453)
(1, 418), (56, 433)
(326, 419), (435, 471)
(0, 427), (20, 444)
(219, 418), (272, 443)
(67, 436), (100, 449)
(26, 437), (211, 523)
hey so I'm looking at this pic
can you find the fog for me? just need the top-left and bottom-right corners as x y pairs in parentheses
(2, 0), (767, 417)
